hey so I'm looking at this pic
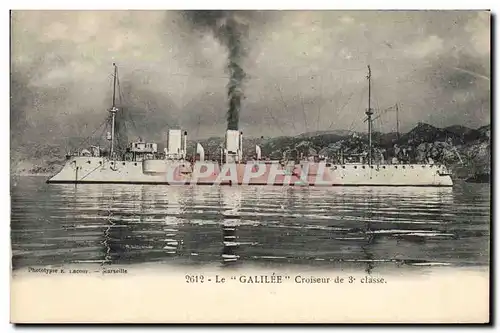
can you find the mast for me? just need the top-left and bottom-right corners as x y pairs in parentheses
(396, 103), (400, 141)
(365, 65), (373, 166)
(109, 63), (118, 158)
(112, 63), (117, 108)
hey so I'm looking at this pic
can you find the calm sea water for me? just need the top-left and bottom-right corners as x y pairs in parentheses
(11, 176), (490, 272)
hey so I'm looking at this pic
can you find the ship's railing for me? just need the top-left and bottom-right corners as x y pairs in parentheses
(66, 151), (100, 158)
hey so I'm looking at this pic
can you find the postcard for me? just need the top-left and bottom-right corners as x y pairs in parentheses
(10, 9), (490, 323)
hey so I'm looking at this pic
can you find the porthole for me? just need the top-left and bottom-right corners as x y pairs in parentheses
(111, 162), (114, 165)
(362, 166), (366, 169)
(394, 166), (398, 169)
(370, 166), (374, 169)
(402, 166), (406, 169)
(134, 163), (138, 166)
(87, 160), (91, 164)
(99, 161), (102, 165)
(326, 163), (331, 167)
(342, 166), (345, 169)
(122, 162), (126, 165)
(354, 166), (357, 169)
(422, 165), (426, 168)
(383, 166), (386, 169)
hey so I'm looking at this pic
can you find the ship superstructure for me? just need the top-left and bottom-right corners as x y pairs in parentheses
(47, 64), (453, 187)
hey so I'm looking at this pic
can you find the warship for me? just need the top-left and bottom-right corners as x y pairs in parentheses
(47, 64), (453, 187)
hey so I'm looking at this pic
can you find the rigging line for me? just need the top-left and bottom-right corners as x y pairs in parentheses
(316, 78), (323, 131)
(275, 84), (298, 132)
(116, 73), (124, 106)
(316, 99), (322, 132)
(372, 75), (381, 115)
(112, 74), (126, 152)
(346, 118), (361, 137)
(78, 162), (107, 181)
(97, 119), (108, 149)
(345, 111), (364, 137)
(116, 75), (139, 135)
(346, 85), (368, 133)
(327, 92), (354, 130)
(375, 111), (384, 136)
(75, 118), (109, 151)
(314, 14), (326, 133)
(258, 91), (286, 135)
(299, 94), (308, 133)
(117, 111), (128, 147)
(372, 95), (381, 134)
(370, 76), (395, 135)
(327, 89), (343, 121)
(327, 92), (352, 130)
(328, 78), (356, 128)
(328, 71), (372, 130)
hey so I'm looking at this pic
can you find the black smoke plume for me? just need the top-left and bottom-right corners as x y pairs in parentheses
(181, 10), (248, 130)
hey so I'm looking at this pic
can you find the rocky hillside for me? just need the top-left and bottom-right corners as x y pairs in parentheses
(11, 123), (491, 181)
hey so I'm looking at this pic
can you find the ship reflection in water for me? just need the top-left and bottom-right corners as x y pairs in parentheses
(11, 177), (490, 273)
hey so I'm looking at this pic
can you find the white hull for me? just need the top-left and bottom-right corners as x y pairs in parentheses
(323, 163), (453, 186)
(47, 156), (453, 187)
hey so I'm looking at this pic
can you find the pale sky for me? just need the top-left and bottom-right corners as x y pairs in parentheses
(11, 10), (490, 143)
